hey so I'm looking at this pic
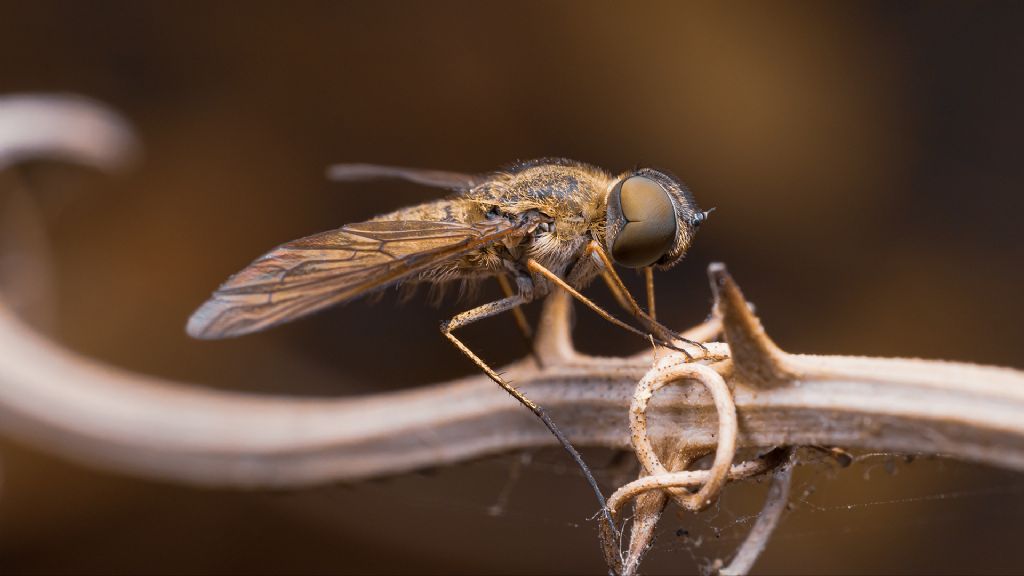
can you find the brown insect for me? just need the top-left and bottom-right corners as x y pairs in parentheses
(187, 158), (711, 532)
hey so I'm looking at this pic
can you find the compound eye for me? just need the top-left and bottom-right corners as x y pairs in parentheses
(609, 176), (677, 267)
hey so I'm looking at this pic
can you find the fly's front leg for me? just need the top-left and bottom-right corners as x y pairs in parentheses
(528, 258), (693, 355)
(582, 241), (707, 353)
(582, 241), (664, 334)
(440, 295), (618, 537)
(643, 266), (657, 321)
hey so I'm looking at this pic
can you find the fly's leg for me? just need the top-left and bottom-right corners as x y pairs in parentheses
(440, 296), (618, 538)
(583, 241), (707, 353)
(641, 267), (724, 344)
(495, 274), (541, 365)
(526, 259), (693, 356)
(583, 241), (666, 331)
(496, 275), (532, 341)
(643, 266), (656, 321)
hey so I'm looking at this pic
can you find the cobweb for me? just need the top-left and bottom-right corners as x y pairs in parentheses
(329, 447), (1024, 574)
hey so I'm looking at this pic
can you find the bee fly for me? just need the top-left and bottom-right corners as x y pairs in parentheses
(187, 158), (712, 533)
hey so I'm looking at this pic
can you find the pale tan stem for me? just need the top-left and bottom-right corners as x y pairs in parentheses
(716, 450), (796, 576)
(619, 453), (688, 576)
(606, 451), (787, 575)
(629, 360), (737, 511)
(1, 297), (1024, 487)
(607, 453), (783, 516)
(0, 94), (138, 171)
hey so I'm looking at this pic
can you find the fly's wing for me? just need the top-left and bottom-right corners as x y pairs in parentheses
(326, 163), (485, 191)
(187, 219), (517, 339)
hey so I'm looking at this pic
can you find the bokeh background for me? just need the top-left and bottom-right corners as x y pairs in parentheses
(1, 1), (1023, 573)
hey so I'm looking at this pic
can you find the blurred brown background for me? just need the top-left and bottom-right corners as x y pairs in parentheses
(1, 1), (1023, 573)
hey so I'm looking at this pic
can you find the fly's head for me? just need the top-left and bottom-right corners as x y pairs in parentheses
(604, 168), (711, 270)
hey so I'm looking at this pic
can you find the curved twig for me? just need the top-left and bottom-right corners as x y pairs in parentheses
(605, 322), (785, 575)
(602, 448), (790, 574)
(629, 359), (737, 512)
(1, 270), (1023, 490)
(607, 450), (789, 518)
(0, 94), (138, 172)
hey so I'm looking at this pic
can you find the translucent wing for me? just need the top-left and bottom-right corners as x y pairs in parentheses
(187, 219), (518, 339)
(326, 163), (485, 191)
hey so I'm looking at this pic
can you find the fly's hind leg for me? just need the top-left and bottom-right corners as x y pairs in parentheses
(441, 295), (534, 407)
(440, 296), (618, 537)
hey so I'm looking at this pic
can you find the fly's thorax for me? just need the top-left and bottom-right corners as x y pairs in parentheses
(469, 159), (612, 222)
(458, 160), (613, 270)
(603, 168), (704, 270)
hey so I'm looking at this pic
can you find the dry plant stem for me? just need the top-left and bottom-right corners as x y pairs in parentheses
(0, 94), (138, 171)
(715, 449), (796, 576)
(619, 314), (724, 575)
(629, 360), (738, 512)
(0, 172), (57, 330)
(620, 451), (690, 576)
(608, 337), (775, 575)
(607, 451), (788, 517)
(0, 94), (138, 327)
(1, 269), (1024, 489)
(616, 350), (733, 575)
(602, 450), (790, 574)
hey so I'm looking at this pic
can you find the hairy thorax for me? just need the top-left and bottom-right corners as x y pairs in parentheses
(471, 160), (612, 275)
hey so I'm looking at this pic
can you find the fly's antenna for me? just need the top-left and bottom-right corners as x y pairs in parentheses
(692, 207), (716, 228)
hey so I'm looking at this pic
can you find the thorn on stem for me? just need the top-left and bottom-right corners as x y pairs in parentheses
(707, 263), (793, 387)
